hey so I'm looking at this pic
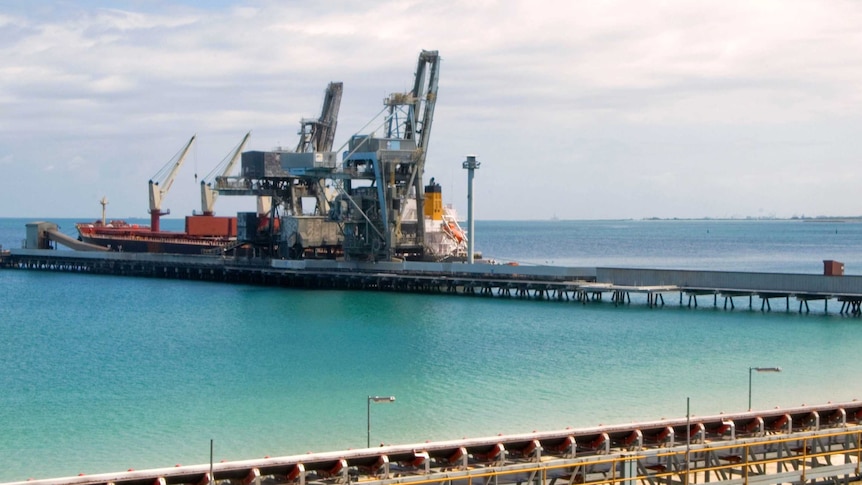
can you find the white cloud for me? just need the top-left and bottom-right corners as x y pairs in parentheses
(1, 0), (862, 220)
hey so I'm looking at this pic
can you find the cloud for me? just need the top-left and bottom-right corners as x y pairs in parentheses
(1, 0), (862, 220)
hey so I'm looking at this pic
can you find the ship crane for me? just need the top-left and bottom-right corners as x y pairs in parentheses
(99, 196), (108, 226)
(149, 135), (196, 232)
(200, 132), (250, 216)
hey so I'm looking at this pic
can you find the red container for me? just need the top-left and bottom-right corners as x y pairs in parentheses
(185, 215), (238, 237)
(823, 260), (844, 276)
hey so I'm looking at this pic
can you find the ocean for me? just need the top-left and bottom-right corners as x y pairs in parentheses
(1, 217), (862, 481)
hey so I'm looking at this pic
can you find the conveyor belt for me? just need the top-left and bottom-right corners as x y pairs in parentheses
(46, 229), (109, 252)
(7, 401), (862, 485)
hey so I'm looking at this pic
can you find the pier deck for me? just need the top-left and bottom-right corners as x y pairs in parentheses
(2, 249), (862, 315)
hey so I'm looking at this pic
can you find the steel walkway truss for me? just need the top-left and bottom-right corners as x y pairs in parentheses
(329, 429), (862, 485)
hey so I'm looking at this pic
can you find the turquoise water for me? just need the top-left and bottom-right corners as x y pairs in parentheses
(2, 218), (862, 481)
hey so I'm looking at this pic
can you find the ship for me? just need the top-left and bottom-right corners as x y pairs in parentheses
(76, 216), (238, 255)
(75, 134), (244, 255)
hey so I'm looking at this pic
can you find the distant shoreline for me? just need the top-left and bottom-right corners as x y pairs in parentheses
(545, 216), (862, 223)
(639, 216), (862, 223)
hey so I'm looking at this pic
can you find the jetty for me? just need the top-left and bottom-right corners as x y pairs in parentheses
(3, 248), (862, 315)
(6, 401), (862, 485)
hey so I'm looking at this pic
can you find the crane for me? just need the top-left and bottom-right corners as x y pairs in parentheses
(295, 81), (343, 215)
(400, 50), (440, 250)
(260, 82), (343, 219)
(200, 132), (250, 216)
(339, 50), (440, 260)
(149, 135), (195, 232)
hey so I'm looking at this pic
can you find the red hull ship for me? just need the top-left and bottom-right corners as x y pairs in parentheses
(76, 215), (237, 255)
(76, 134), (247, 255)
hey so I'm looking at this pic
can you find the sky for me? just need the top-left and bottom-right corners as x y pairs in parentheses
(2, 0), (862, 220)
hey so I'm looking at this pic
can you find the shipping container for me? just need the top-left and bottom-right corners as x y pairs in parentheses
(185, 215), (237, 237)
(823, 259), (845, 276)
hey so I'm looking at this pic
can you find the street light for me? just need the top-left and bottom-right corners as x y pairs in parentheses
(685, 397), (691, 485)
(748, 366), (781, 411)
(367, 395), (395, 447)
(462, 155), (480, 264)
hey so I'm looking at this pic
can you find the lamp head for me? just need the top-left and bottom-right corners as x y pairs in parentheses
(753, 367), (782, 373)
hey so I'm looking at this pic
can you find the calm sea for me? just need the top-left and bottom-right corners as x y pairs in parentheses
(2, 217), (862, 481)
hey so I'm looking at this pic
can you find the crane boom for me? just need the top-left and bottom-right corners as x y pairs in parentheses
(392, 50), (439, 151)
(200, 132), (251, 215)
(148, 134), (195, 232)
(296, 82), (344, 153)
(403, 50), (440, 250)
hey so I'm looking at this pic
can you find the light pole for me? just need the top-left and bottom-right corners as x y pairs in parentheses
(367, 395), (395, 447)
(748, 366), (781, 411)
(462, 155), (480, 264)
(685, 397), (690, 485)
